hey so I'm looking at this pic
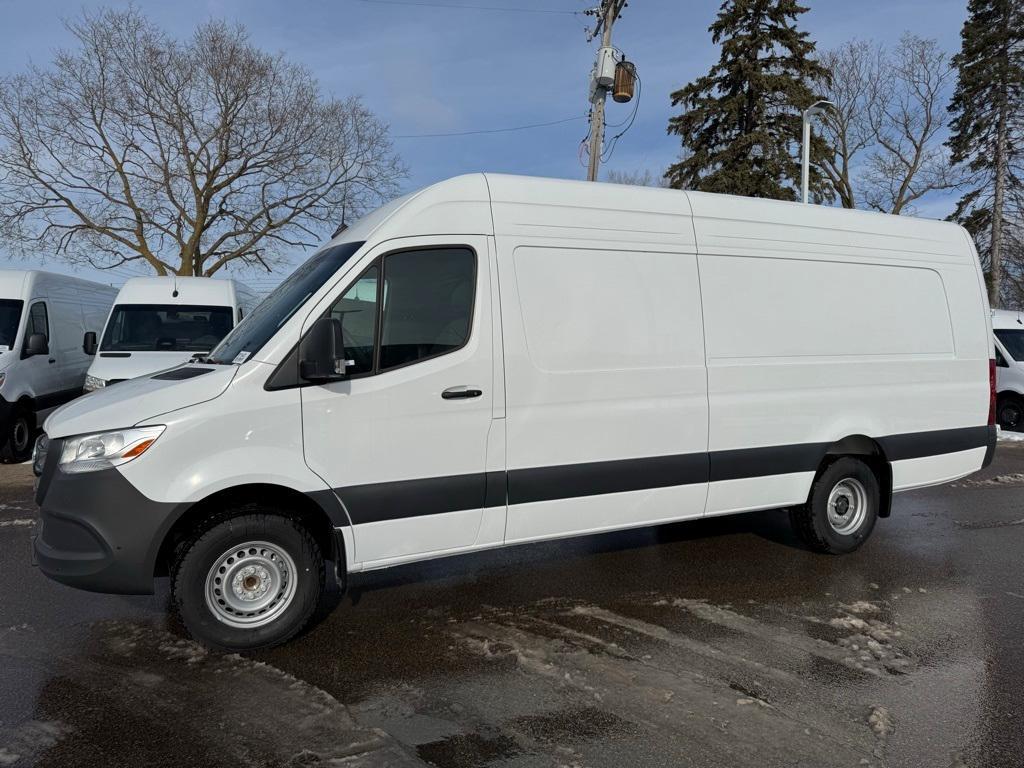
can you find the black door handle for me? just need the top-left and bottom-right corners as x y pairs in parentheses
(48, 359), (55, 364)
(442, 387), (482, 400)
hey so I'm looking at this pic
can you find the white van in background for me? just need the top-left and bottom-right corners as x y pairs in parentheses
(84, 277), (257, 391)
(991, 309), (1024, 430)
(33, 174), (994, 651)
(0, 270), (116, 461)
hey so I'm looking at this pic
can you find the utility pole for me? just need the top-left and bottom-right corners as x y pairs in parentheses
(586, 0), (626, 182)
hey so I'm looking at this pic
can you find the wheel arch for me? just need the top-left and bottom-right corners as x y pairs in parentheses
(155, 483), (347, 586)
(13, 394), (36, 420)
(822, 434), (893, 518)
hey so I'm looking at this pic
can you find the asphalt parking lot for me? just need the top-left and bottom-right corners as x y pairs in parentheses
(2, 444), (1023, 768)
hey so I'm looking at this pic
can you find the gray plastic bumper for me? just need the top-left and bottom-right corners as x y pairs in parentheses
(33, 437), (181, 595)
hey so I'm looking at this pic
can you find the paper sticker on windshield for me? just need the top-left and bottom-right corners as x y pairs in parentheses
(232, 351), (251, 364)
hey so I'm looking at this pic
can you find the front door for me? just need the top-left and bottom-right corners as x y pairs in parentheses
(22, 299), (61, 403)
(300, 237), (498, 566)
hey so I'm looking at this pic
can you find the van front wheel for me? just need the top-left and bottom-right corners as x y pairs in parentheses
(789, 457), (880, 554)
(0, 405), (34, 464)
(172, 511), (324, 652)
(997, 393), (1024, 432)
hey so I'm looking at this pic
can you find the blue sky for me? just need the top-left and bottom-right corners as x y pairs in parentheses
(0, 0), (970, 288)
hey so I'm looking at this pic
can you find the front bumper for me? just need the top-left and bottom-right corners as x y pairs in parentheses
(33, 436), (181, 594)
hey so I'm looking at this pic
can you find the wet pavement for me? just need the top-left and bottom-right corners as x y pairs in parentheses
(1, 444), (1023, 768)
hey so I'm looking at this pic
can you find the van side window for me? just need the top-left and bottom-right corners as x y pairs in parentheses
(329, 265), (379, 376)
(28, 301), (49, 341)
(379, 248), (475, 371)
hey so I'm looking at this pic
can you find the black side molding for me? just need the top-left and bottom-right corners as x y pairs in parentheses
(982, 425), (998, 469)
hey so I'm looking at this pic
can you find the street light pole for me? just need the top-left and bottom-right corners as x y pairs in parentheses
(801, 99), (834, 204)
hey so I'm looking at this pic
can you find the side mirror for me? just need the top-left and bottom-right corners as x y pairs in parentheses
(83, 331), (98, 356)
(24, 333), (49, 357)
(298, 317), (351, 382)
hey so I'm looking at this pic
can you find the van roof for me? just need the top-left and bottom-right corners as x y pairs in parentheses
(324, 174), (974, 265)
(116, 276), (243, 305)
(0, 269), (117, 299)
(992, 309), (1024, 330)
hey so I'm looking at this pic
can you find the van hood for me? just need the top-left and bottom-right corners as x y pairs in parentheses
(45, 364), (238, 439)
(88, 351), (204, 383)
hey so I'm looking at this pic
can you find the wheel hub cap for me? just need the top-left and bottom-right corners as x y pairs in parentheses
(204, 541), (298, 629)
(826, 478), (868, 536)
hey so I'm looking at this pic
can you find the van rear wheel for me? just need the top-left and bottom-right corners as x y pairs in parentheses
(172, 510), (324, 652)
(0, 405), (34, 464)
(789, 457), (880, 554)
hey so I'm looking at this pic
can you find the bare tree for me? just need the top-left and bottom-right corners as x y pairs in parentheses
(0, 8), (404, 277)
(815, 41), (883, 209)
(605, 169), (670, 188)
(817, 35), (959, 214)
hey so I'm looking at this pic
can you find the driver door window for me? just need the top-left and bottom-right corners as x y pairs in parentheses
(329, 266), (378, 376)
(27, 301), (48, 342)
(323, 247), (476, 377)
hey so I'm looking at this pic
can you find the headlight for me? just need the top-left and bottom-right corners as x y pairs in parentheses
(59, 426), (165, 474)
(83, 375), (106, 392)
(32, 433), (49, 477)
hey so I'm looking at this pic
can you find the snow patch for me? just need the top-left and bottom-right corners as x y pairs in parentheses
(838, 601), (879, 615)
(0, 720), (71, 766)
(868, 706), (894, 738)
(952, 472), (1024, 487)
(0, 518), (34, 528)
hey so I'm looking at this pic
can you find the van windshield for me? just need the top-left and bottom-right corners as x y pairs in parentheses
(101, 304), (234, 352)
(996, 329), (1024, 362)
(0, 299), (23, 351)
(208, 241), (365, 364)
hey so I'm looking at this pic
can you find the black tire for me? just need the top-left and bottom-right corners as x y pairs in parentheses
(172, 509), (324, 652)
(789, 457), (880, 554)
(0, 404), (34, 464)
(998, 393), (1024, 432)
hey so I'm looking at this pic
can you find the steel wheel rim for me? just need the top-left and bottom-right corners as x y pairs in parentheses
(826, 478), (868, 536)
(204, 540), (298, 629)
(11, 418), (29, 453)
(1001, 403), (1021, 430)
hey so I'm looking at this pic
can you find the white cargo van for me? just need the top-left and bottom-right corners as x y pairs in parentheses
(0, 270), (116, 462)
(32, 175), (995, 651)
(83, 276), (257, 391)
(991, 309), (1024, 430)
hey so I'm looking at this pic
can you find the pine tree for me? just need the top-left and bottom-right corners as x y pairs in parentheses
(665, 0), (829, 201)
(948, 0), (1024, 307)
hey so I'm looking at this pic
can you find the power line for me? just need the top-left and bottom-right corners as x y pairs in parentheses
(394, 115), (585, 139)
(356, 0), (580, 14)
